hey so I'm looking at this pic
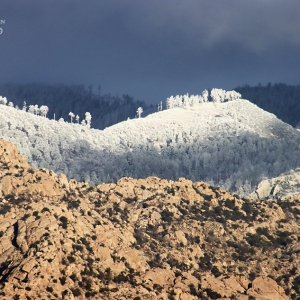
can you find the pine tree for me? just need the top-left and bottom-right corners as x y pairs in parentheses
(0, 96), (7, 105)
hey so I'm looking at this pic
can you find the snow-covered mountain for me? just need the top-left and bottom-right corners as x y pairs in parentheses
(1, 99), (300, 196)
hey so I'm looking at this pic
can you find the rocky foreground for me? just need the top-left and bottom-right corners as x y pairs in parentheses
(0, 139), (300, 299)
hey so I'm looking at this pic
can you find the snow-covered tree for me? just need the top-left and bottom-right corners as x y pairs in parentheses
(85, 112), (92, 128)
(202, 90), (209, 102)
(210, 89), (219, 103)
(69, 112), (75, 123)
(8, 102), (14, 107)
(158, 101), (163, 112)
(183, 94), (190, 107)
(0, 96), (7, 105)
(39, 105), (49, 117)
(165, 89), (242, 110)
(28, 105), (35, 114)
(166, 96), (175, 109)
(225, 90), (242, 101)
(189, 95), (197, 107)
(166, 97), (171, 109)
(211, 88), (226, 103)
(22, 101), (27, 111)
(174, 95), (183, 107)
(33, 105), (39, 115)
(136, 107), (143, 118)
(75, 115), (80, 123)
(197, 95), (204, 104)
(58, 118), (64, 123)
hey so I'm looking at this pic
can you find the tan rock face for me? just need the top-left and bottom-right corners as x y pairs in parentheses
(143, 268), (175, 287)
(248, 277), (289, 300)
(0, 138), (298, 300)
(0, 138), (30, 171)
(0, 139), (67, 198)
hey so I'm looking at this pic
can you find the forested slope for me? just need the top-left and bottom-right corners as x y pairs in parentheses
(1, 98), (300, 196)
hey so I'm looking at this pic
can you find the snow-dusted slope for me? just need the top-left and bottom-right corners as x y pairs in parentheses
(1, 99), (300, 196)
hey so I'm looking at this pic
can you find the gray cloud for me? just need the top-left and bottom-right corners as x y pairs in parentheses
(0, 0), (300, 103)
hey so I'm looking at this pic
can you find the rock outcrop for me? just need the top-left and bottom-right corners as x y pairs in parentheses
(0, 138), (299, 299)
(252, 168), (300, 200)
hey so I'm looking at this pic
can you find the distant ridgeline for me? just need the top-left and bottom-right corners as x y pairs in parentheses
(234, 83), (300, 127)
(0, 83), (151, 130)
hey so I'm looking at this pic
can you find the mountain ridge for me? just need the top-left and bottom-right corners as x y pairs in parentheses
(1, 138), (299, 299)
(1, 99), (300, 196)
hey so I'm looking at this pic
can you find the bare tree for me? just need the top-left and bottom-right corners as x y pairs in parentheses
(202, 90), (209, 102)
(85, 112), (92, 128)
(158, 101), (163, 112)
(136, 107), (143, 118)
(69, 112), (75, 123)
(22, 101), (27, 111)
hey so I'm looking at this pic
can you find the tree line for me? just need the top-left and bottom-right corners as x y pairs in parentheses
(0, 83), (152, 129)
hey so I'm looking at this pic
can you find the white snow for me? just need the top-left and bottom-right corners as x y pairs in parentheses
(0, 99), (299, 196)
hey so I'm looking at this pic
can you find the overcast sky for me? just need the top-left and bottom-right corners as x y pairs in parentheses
(0, 1), (300, 103)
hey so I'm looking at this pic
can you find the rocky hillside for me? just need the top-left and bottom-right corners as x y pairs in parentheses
(1, 139), (300, 299)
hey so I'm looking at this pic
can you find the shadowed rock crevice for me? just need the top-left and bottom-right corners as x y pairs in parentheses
(11, 222), (19, 249)
(0, 260), (15, 285)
